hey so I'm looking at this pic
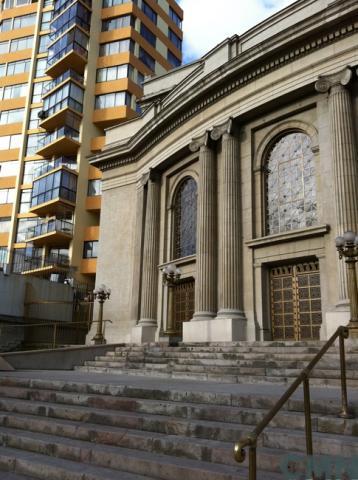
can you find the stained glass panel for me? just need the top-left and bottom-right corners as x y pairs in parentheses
(174, 177), (197, 259)
(266, 132), (317, 234)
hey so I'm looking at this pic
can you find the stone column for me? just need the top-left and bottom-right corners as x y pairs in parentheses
(132, 170), (161, 343)
(315, 67), (358, 301)
(211, 118), (246, 322)
(190, 132), (217, 321)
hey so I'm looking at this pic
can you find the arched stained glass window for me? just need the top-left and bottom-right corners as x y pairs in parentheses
(266, 132), (317, 235)
(174, 177), (197, 258)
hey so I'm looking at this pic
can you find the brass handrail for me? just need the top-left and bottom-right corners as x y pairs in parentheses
(234, 326), (353, 479)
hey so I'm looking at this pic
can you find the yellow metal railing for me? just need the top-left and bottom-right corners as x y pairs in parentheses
(234, 326), (353, 479)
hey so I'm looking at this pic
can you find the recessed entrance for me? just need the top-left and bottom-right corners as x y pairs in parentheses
(173, 278), (195, 336)
(270, 260), (322, 341)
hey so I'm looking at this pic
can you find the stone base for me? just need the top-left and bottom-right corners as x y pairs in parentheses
(182, 317), (247, 343)
(131, 324), (157, 343)
(325, 309), (350, 339)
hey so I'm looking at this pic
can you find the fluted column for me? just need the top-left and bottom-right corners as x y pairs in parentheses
(190, 132), (217, 320)
(211, 118), (245, 320)
(315, 67), (358, 300)
(139, 170), (161, 325)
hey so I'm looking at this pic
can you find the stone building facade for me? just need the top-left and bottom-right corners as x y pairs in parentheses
(91, 0), (358, 344)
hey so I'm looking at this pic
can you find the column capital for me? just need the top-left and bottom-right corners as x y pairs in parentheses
(140, 168), (161, 186)
(210, 117), (239, 141)
(189, 131), (213, 153)
(315, 67), (353, 93)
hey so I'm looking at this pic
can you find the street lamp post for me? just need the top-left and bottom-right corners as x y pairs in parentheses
(335, 231), (358, 338)
(162, 263), (181, 335)
(92, 284), (111, 344)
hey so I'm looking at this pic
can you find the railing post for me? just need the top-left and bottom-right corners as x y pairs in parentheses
(303, 375), (313, 456)
(53, 323), (57, 349)
(339, 328), (353, 419)
(249, 446), (257, 480)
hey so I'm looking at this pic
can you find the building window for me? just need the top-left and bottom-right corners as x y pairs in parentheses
(0, 188), (15, 204)
(139, 47), (155, 71)
(87, 179), (102, 196)
(19, 189), (31, 213)
(0, 217), (11, 233)
(0, 134), (22, 150)
(7, 59), (31, 76)
(32, 81), (50, 103)
(0, 19), (12, 32)
(0, 83), (28, 100)
(95, 92), (131, 109)
(35, 58), (48, 77)
(16, 217), (39, 243)
(142, 1), (157, 24)
(0, 41), (9, 54)
(265, 132), (317, 235)
(140, 23), (156, 47)
(38, 34), (50, 53)
(99, 39), (134, 56)
(28, 107), (42, 130)
(40, 10), (52, 30)
(26, 133), (46, 156)
(0, 108), (25, 125)
(102, 14), (134, 31)
(10, 35), (33, 52)
(102, 0), (134, 6)
(96, 64), (132, 82)
(0, 161), (19, 177)
(167, 50), (180, 68)
(83, 240), (98, 258)
(0, 247), (7, 266)
(13, 13), (36, 29)
(173, 177), (197, 259)
(43, 82), (84, 116)
(22, 160), (48, 184)
(169, 7), (182, 28)
(31, 169), (77, 207)
(169, 28), (182, 50)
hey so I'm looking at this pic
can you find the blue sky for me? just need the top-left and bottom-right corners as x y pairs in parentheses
(177, 0), (297, 63)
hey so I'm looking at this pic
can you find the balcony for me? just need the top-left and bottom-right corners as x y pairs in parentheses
(40, 102), (82, 131)
(44, 69), (84, 95)
(30, 166), (77, 216)
(25, 218), (73, 247)
(33, 156), (77, 180)
(50, 3), (91, 42)
(46, 42), (88, 77)
(36, 126), (80, 157)
(21, 252), (70, 276)
(53, 0), (92, 19)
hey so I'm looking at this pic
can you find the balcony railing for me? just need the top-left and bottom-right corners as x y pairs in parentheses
(33, 157), (77, 179)
(49, 15), (90, 41)
(26, 218), (73, 241)
(53, 0), (91, 18)
(38, 126), (80, 149)
(43, 97), (83, 119)
(44, 69), (84, 93)
(48, 41), (88, 66)
(21, 252), (70, 273)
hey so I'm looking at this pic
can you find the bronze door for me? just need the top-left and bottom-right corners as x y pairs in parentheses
(173, 279), (195, 335)
(270, 261), (322, 341)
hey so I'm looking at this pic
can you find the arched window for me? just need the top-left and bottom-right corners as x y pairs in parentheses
(266, 132), (317, 235)
(173, 177), (197, 258)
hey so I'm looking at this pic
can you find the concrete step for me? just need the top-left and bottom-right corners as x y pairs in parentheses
(0, 430), (280, 480)
(0, 446), (158, 480)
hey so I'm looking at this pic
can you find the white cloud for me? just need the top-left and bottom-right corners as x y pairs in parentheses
(178, 0), (297, 62)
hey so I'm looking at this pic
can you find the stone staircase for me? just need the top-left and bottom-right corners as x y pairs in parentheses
(77, 340), (358, 386)
(0, 341), (357, 479)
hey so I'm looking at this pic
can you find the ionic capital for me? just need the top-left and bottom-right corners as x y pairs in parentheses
(189, 131), (212, 153)
(210, 117), (239, 141)
(140, 168), (160, 186)
(315, 67), (352, 93)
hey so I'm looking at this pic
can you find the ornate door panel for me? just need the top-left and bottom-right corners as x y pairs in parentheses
(173, 279), (195, 335)
(270, 261), (322, 341)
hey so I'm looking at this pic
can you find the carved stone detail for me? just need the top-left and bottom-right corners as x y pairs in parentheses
(315, 67), (352, 93)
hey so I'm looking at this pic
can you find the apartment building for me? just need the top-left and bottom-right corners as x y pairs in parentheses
(0, 0), (183, 284)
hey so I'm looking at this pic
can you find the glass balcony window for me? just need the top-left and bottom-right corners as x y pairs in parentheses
(31, 168), (77, 208)
(38, 125), (80, 151)
(48, 28), (88, 66)
(53, 0), (91, 17)
(16, 217), (39, 242)
(43, 82), (84, 117)
(26, 217), (73, 240)
(45, 69), (84, 93)
(33, 156), (77, 178)
(26, 133), (46, 156)
(32, 81), (50, 103)
(50, 3), (91, 39)
(23, 160), (48, 183)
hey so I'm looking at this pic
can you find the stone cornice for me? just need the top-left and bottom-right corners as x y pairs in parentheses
(92, 0), (358, 172)
(315, 66), (353, 93)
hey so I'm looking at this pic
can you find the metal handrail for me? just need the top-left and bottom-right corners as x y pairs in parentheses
(234, 325), (353, 479)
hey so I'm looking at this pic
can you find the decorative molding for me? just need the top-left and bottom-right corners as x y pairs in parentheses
(140, 168), (160, 187)
(189, 131), (212, 153)
(246, 224), (330, 248)
(92, 13), (358, 172)
(210, 117), (240, 141)
(315, 66), (353, 93)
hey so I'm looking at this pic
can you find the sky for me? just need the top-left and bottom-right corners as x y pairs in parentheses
(178, 0), (297, 63)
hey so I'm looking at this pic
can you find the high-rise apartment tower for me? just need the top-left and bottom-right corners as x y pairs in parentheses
(0, 0), (183, 284)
